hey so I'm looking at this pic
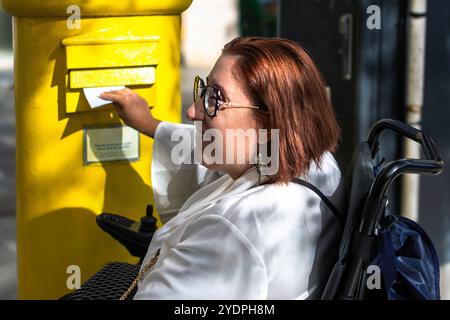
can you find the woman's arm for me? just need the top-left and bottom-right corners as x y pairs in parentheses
(101, 88), (223, 224)
(100, 88), (160, 138)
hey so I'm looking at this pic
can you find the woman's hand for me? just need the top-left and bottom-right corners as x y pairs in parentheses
(100, 88), (160, 138)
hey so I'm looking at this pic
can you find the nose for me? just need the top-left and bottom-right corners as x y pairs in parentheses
(186, 99), (205, 122)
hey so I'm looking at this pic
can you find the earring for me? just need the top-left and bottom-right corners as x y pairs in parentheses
(255, 153), (268, 185)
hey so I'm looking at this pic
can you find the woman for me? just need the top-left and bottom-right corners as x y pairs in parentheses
(100, 37), (345, 299)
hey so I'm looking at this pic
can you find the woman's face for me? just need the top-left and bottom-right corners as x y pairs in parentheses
(186, 54), (262, 179)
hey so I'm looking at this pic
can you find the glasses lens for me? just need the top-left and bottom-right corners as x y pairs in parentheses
(193, 76), (205, 102)
(204, 86), (218, 116)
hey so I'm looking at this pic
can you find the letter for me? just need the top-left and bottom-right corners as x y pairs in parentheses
(233, 305), (241, 314)
(171, 128), (192, 165)
(255, 129), (280, 176)
(66, 5), (81, 30)
(203, 128), (224, 165)
(367, 264), (381, 289)
(66, 265), (81, 290)
(366, 5), (381, 30)
(224, 304), (232, 314)
(194, 121), (203, 164)
(225, 128), (257, 165)
(248, 305), (256, 314)
(193, 306), (203, 315)
(265, 305), (275, 314)
(183, 304), (190, 314)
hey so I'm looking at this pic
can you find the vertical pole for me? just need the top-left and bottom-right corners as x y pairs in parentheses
(402, 0), (427, 222)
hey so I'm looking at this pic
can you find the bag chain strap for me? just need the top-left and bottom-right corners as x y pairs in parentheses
(119, 248), (161, 300)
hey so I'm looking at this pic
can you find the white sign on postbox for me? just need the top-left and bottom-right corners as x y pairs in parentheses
(83, 125), (139, 164)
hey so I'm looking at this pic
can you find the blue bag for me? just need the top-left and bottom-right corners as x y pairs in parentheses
(373, 214), (441, 300)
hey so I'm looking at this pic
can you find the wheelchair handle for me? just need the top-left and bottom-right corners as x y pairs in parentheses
(359, 119), (444, 237)
(367, 119), (444, 196)
(367, 118), (442, 163)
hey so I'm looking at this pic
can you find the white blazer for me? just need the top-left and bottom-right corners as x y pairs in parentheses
(134, 122), (345, 300)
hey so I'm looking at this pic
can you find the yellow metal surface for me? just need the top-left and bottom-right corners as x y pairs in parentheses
(0, 0), (192, 17)
(69, 66), (155, 88)
(64, 39), (159, 69)
(0, 0), (192, 299)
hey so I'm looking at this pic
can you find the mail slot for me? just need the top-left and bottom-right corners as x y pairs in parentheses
(62, 33), (159, 113)
(69, 66), (155, 88)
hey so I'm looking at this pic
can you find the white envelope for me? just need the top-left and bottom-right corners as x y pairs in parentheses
(83, 86), (126, 108)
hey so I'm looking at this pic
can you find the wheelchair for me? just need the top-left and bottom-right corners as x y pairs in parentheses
(61, 119), (444, 300)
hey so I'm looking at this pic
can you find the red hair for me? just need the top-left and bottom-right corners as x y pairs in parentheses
(222, 36), (341, 183)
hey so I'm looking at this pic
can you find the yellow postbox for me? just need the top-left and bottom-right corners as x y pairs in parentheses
(0, 0), (192, 299)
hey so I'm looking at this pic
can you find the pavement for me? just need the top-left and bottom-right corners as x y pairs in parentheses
(0, 49), (16, 299)
(0, 216), (16, 299)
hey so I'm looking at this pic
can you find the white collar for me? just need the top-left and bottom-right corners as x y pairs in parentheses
(156, 166), (269, 236)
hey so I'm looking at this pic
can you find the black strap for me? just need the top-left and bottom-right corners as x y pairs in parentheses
(292, 178), (345, 225)
(259, 178), (345, 224)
